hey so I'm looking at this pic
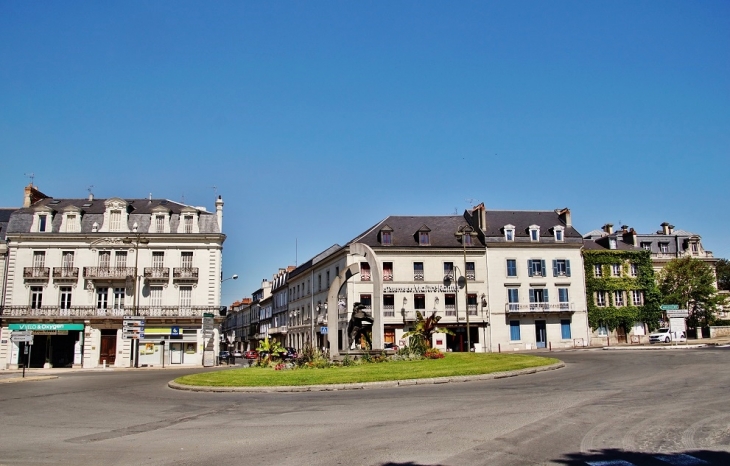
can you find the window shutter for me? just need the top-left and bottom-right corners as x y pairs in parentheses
(552, 260), (558, 277)
(541, 260), (546, 276)
(566, 260), (571, 277)
(529, 289), (536, 303)
(544, 289), (549, 303)
(527, 260), (533, 277)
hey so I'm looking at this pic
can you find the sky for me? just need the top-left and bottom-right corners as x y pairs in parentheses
(1, 1), (728, 305)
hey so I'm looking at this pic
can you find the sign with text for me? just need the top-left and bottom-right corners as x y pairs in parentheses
(660, 304), (680, 311)
(9, 323), (84, 331)
(666, 309), (689, 318)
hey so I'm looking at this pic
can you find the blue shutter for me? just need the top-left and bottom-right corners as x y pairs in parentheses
(552, 260), (558, 277)
(561, 320), (571, 339)
(510, 321), (521, 341)
(541, 260), (546, 277)
(529, 289), (536, 303)
(566, 260), (571, 277)
(544, 289), (549, 303)
(527, 260), (533, 277)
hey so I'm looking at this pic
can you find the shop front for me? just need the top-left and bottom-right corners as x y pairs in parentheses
(7, 323), (85, 369)
(138, 326), (201, 367)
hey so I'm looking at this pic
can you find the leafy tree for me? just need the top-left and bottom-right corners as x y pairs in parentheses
(402, 310), (454, 355)
(658, 257), (728, 328)
(256, 336), (286, 364)
(716, 258), (730, 291)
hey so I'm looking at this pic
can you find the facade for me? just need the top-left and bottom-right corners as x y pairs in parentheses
(0, 208), (18, 311)
(0, 185), (227, 369)
(269, 266), (294, 347)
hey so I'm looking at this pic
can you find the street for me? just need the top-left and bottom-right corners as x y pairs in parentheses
(0, 348), (729, 465)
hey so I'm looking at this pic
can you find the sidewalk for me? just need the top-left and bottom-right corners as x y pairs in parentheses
(601, 335), (730, 351)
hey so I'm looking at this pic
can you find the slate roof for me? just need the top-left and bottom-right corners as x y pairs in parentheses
(6, 198), (220, 234)
(0, 208), (18, 240)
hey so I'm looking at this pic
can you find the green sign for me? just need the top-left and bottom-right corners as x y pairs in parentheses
(9, 323), (84, 331)
(203, 313), (214, 318)
(660, 304), (679, 311)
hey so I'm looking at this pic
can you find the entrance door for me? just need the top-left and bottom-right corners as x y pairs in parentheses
(616, 325), (627, 344)
(99, 335), (117, 365)
(535, 321), (547, 349)
(170, 343), (183, 364)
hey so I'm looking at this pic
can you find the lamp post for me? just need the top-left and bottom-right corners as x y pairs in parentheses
(455, 225), (478, 352)
(123, 234), (149, 368)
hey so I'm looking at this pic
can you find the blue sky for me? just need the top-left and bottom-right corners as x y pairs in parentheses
(1, 1), (728, 304)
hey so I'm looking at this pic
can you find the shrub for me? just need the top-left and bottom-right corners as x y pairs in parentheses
(424, 348), (445, 359)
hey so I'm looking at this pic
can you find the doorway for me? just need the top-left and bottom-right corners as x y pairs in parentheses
(170, 343), (183, 364)
(535, 320), (547, 349)
(616, 325), (627, 344)
(99, 330), (117, 365)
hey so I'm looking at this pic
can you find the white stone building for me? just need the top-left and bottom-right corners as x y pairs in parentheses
(0, 185), (227, 369)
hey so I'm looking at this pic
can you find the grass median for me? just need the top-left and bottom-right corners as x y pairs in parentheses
(174, 353), (560, 387)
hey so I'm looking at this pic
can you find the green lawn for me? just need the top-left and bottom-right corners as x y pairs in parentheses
(174, 353), (560, 387)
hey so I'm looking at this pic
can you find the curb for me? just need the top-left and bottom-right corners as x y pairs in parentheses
(602, 344), (708, 351)
(0, 375), (59, 384)
(167, 361), (565, 393)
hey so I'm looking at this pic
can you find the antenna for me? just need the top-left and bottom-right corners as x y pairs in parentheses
(466, 198), (481, 206)
(210, 186), (218, 196)
(87, 185), (94, 195)
(25, 173), (35, 186)
(181, 193), (185, 204)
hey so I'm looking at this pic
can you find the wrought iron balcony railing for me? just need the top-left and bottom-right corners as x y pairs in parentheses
(173, 267), (199, 281)
(24, 267), (50, 280)
(383, 304), (395, 317)
(83, 267), (136, 279)
(144, 267), (170, 280)
(505, 302), (575, 313)
(53, 267), (79, 280)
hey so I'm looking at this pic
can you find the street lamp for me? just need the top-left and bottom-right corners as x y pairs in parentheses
(222, 274), (238, 283)
(455, 225), (478, 352)
(123, 234), (149, 368)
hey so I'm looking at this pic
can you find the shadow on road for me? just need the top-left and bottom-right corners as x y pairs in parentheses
(553, 448), (730, 465)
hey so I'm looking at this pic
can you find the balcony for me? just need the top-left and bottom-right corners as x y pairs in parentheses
(505, 303), (575, 314)
(83, 267), (136, 279)
(383, 305), (395, 317)
(1, 305), (221, 318)
(445, 304), (456, 316)
(402, 310), (416, 321)
(53, 267), (79, 281)
(173, 267), (199, 284)
(413, 272), (424, 281)
(467, 304), (478, 316)
(23, 267), (50, 282)
(144, 267), (170, 282)
(316, 315), (327, 325)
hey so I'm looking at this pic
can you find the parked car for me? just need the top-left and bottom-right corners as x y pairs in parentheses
(384, 342), (399, 351)
(232, 350), (243, 358)
(649, 328), (686, 344)
(283, 347), (298, 360)
(244, 350), (259, 359)
(218, 351), (231, 362)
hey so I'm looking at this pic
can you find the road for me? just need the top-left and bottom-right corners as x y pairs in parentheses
(0, 348), (729, 466)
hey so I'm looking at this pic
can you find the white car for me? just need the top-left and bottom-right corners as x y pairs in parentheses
(649, 328), (686, 344)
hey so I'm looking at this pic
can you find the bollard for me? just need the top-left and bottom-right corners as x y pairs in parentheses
(549, 342), (552, 352)
(498, 343), (501, 353)
(103, 360), (106, 369)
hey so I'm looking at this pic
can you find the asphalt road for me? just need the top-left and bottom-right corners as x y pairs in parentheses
(0, 348), (729, 466)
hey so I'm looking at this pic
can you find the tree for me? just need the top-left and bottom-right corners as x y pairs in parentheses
(256, 336), (286, 364)
(716, 258), (730, 291)
(658, 257), (727, 328)
(402, 310), (454, 354)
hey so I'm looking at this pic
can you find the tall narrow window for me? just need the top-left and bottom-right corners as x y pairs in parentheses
(152, 251), (164, 268)
(30, 286), (43, 309)
(558, 288), (569, 310)
(39, 215), (47, 232)
(383, 262), (393, 281)
(360, 262), (371, 281)
(98, 251), (111, 269)
(62, 251), (74, 269)
(413, 262), (424, 281)
(596, 291), (607, 306)
(444, 262), (454, 279)
(65, 214), (77, 232)
(561, 319), (572, 339)
(510, 320), (521, 341)
(614, 290), (625, 306)
(445, 294), (456, 316)
(594, 264), (603, 277)
(326, 270), (330, 287)
(60, 287), (72, 310)
(506, 259), (517, 277)
(318, 274), (322, 290)
(630, 263), (638, 277)
(155, 215), (165, 233)
(359, 294), (372, 309)
(184, 215), (194, 233)
(383, 294), (395, 317)
(414, 294), (425, 311)
(463, 234), (473, 246)
(109, 210), (121, 231)
(466, 262), (475, 280)
(381, 231), (392, 245)
(96, 287), (109, 310)
(632, 290), (644, 305)
(113, 287), (125, 312)
(508, 288), (519, 311)
(150, 286), (163, 310)
(504, 226), (515, 241)
(33, 251), (46, 269)
(612, 264), (621, 276)
(116, 251), (127, 268)
(181, 251), (193, 269)
(419, 231), (430, 245)
(180, 286), (192, 310)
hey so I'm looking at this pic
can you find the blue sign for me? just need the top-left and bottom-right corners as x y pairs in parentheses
(320, 326), (328, 334)
(171, 326), (180, 336)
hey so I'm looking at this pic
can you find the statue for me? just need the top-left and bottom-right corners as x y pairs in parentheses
(347, 303), (374, 350)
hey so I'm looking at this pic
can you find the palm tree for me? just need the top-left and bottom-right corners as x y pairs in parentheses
(256, 336), (286, 364)
(401, 310), (454, 354)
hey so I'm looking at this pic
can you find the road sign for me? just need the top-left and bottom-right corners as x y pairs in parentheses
(11, 331), (33, 343)
(667, 309), (689, 318)
(660, 304), (680, 311)
(320, 326), (328, 335)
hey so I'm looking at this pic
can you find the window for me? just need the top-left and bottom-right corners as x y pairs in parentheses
(507, 288), (519, 311)
(33, 251), (45, 268)
(184, 215), (194, 233)
(96, 287), (109, 310)
(360, 262), (371, 281)
(445, 294), (456, 315)
(381, 231), (392, 245)
(529, 225), (540, 242)
(553, 259), (571, 277)
(596, 291), (607, 307)
(608, 238), (617, 250)
(419, 231), (430, 245)
(98, 251), (111, 269)
(152, 252), (164, 270)
(561, 319), (572, 339)
(30, 286), (43, 309)
(510, 320), (521, 341)
(632, 290), (644, 305)
(383, 294), (395, 317)
(65, 214), (78, 232)
(558, 288), (569, 309)
(39, 214), (47, 232)
(181, 251), (193, 269)
(594, 264), (603, 277)
(414, 294), (425, 311)
(180, 286), (192, 309)
(116, 251), (127, 268)
(62, 251), (74, 269)
(413, 262), (424, 281)
(60, 287), (72, 310)
(463, 234), (473, 246)
(528, 259), (546, 277)
(360, 294), (372, 308)
(109, 210), (121, 231)
(641, 242), (651, 251)
(554, 226), (564, 242)
(326, 270), (330, 287)
(155, 215), (165, 233)
(150, 286), (163, 310)
(597, 325), (608, 336)
(506, 259), (517, 277)
(444, 262), (454, 279)
(659, 243), (669, 253)
(529, 289), (549, 309)
(612, 264), (621, 277)
(318, 274), (322, 290)
(466, 262), (475, 280)
(113, 288), (125, 311)
(630, 263), (638, 277)
(691, 242), (699, 253)
(504, 225), (515, 241)
(614, 290), (625, 306)
(383, 262), (393, 281)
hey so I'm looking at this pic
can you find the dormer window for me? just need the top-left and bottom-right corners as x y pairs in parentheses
(109, 210), (122, 231)
(178, 207), (200, 234)
(553, 226), (564, 242)
(62, 207), (82, 233)
(39, 215), (48, 232)
(184, 215), (193, 233)
(504, 224), (515, 241)
(529, 225), (540, 242)
(155, 215), (164, 232)
(463, 233), (473, 246)
(380, 226), (393, 245)
(609, 238), (617, 250)
(417, 226), (431, 245)
(101, 198), (129, 233)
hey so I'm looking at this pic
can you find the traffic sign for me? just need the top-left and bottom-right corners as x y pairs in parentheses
(667, 309), (689, 318)
(660, 304), (679, 311)
(320, 326), (328, 334)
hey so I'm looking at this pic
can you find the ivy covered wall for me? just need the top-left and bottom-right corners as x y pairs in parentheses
(583, 250), (662, 331)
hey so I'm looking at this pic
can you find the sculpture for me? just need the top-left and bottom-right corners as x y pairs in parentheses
(347, 302), (374, 350)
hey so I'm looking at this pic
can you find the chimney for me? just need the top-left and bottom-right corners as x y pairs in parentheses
(23, 184), (49, 208)
(215, 195), (224, 231)
(630, 228), (638, 247)
(669, 224), (675, 234)
(602, 223), (614, 235)
(556, 208), (572, 227)
(621, 225), (629, 233)
(88, 192), (94, 201)
(661, 222), (670, 235)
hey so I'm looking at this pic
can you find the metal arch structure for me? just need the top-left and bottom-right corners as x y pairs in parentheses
(326, 243), (382, 359)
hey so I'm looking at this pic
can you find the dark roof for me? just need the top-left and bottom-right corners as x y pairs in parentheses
(478, 210), (582, 243)
(583, 235), (639, 251)
(0, 208), (18, 240)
